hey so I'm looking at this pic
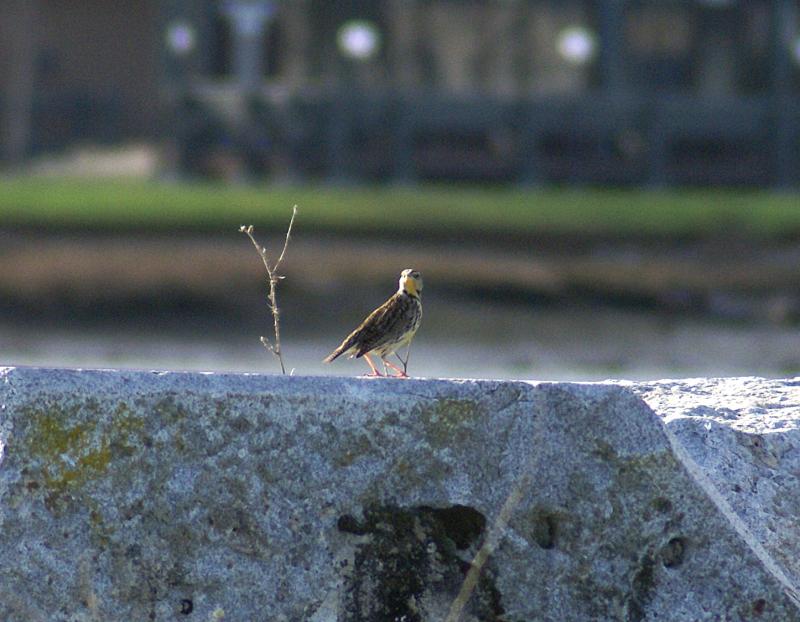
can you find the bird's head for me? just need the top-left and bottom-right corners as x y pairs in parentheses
(399, 269), (423, 297)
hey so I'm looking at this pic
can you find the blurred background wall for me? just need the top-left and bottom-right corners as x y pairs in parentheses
(3, 1), (800, 380)
(2, 0), (799, 187)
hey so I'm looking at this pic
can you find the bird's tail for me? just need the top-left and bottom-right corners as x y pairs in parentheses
(323, 348), (343, 363)
(323, 339), (352, 363)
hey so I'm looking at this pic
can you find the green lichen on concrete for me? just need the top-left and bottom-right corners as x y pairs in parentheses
(86, 498), (117, 548)
(373, 456), (431, 496)
(151, 396), (189, 424)
(414, 398), (485, 448)
(25, 411), (109, 494)
(111, 403), (146, 436)
(334, 433), (375, 467)
(593, 440), (680, 509)
(22, 401), (145, 502)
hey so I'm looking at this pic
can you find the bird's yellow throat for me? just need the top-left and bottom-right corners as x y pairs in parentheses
(401, 277), (419, 297)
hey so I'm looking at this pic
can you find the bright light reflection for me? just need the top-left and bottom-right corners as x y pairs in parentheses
(337, 20), (381, 61)
(557, 26), (596, 65)
(166, 22), (196, 56)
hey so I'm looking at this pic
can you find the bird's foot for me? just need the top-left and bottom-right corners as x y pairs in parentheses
(362, 353), (383, 377)
(382, 358), (408, 378)
(362, 371), (384, 377)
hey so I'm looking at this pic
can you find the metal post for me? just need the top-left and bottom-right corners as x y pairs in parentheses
(1, 0), (38, 166)
(281, 0), (309, 87)
(388, 0), (418, 183)
(221, 0), (275, 94)
(393, 97), (417, 184)
(596, 0), (625, 93)
(770, 0), (798, 188)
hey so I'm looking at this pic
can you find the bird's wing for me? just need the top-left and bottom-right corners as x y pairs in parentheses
(323, 294), (396, 362)
(353, 295), (407, 357)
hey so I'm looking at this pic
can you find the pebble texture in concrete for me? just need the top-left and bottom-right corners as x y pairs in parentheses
(633, 378), (800, 597)
(0, 367), (798, 621)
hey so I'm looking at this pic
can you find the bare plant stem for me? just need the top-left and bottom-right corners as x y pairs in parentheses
(396, 344), (412, 375)
(445, 403), (542, 622)
(240, 205), (298, 375)
(443, 467), (531, 622)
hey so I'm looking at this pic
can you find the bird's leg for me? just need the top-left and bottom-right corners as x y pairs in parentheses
(362, 353), (383, 377)
(382, 357), (408, 378)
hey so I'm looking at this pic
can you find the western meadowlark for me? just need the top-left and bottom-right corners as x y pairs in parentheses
(324, 269), (423, 377)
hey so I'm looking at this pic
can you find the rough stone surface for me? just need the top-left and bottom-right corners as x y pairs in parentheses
(631, 378), (800, 597)
(0, 367), (798, 621)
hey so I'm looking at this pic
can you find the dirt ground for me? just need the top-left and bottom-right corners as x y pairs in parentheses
(3, 230), (800, 316)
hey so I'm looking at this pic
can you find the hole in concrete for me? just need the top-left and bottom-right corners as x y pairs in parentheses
(530, 509), (559, 549)
(337, 513), (366, 535)
(752, 598), (766, 615)
(125, 544), (142, 560)
(632, 554), (655, 594)
(338, 504), (503, 621)
(651, 497), (672, 514)
(180, 599), (193, 614)
(419, 504), (486, 550)
(660, 537), (687, 568)
(626, 552), (657, 622)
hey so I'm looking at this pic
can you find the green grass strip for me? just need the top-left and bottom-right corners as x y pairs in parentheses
(1, 177), (798, 237)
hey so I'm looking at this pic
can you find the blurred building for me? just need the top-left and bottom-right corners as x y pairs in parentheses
(1, 0), (799, 186)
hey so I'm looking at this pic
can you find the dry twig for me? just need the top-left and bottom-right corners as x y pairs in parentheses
(444, 468), (531, 622)
(396, 344), (412, 375)
(240, 205), (298, 374)
(445, 406), (542, 622)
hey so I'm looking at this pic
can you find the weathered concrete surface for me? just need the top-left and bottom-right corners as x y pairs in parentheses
(632, 378), (800, 598)
(0, 367), (798, 621)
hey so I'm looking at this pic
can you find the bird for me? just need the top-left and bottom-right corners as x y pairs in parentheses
(324, 269), (423, 377)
